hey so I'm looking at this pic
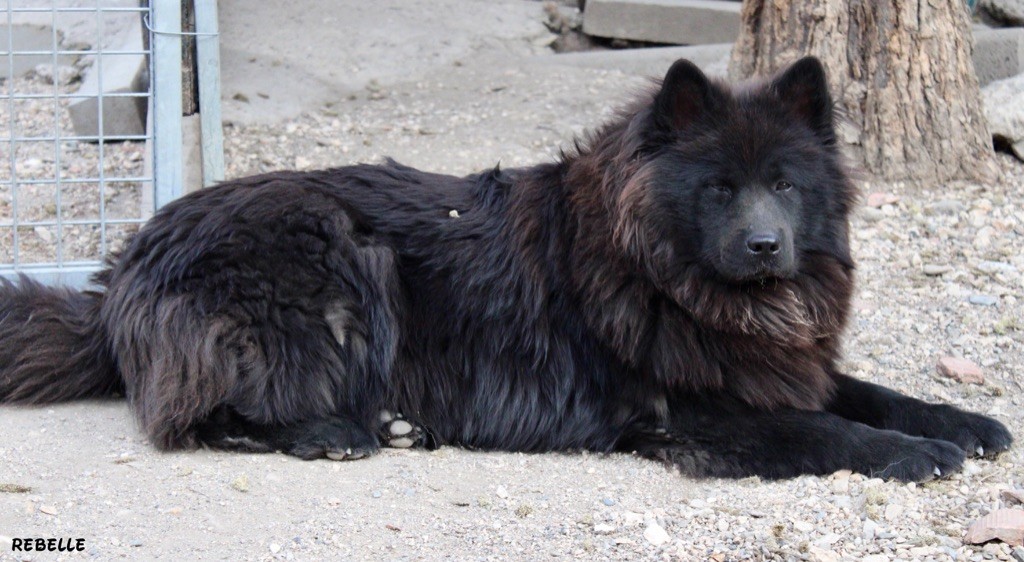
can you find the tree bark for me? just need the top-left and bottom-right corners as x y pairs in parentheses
(728, 0), (998, 186)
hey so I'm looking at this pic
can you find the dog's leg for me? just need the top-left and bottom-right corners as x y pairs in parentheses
(621, 402), (967, 482)
(826, 373), (1012, 457)
(107, 187), (404, 458)
(195, 406), (378, 460)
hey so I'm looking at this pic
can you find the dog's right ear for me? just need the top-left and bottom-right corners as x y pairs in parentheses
(653, 59), (718, 131)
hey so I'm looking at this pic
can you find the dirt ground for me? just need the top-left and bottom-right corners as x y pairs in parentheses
(2, 1), (1023, 561)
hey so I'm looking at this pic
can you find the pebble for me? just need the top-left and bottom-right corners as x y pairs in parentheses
(231, 475), (249, 493)
(371, 490), (382, 498)
(602, 498), (615, 506)
(927, 199), (965, 215)
(976, 260), (1017, 275)
(643, 522), (671, 546)
(922, 264), (952, 276)
(1011, 545), (1024, 562)
(867, 192), (899, 208)
(862, 554), (890, 562)
(794, 521), (814, 533)
(495, 486), (508, 499)
(808, 546), (841, 562)
(863, 519), (879, 540)
(593, 523), (615, 534)
(969, 294), (998, 306)
(883, 503), (904, 521)
(936, 356), (985, 384)
(269, 543), (281, 554)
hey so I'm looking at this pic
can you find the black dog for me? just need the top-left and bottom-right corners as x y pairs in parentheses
(0, 57), (1011, 481)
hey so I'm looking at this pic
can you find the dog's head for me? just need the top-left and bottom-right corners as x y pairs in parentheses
(614, 57), (855, 288)
(589, 57), (857, 341)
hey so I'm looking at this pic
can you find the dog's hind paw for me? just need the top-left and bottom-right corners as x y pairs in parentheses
(378, 410), (427, 448)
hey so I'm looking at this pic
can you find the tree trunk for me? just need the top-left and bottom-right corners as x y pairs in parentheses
(728, 0), (998, 186)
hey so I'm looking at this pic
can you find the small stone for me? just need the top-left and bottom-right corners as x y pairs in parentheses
(643, 522), (671, 546)
(449, 209), (460, 218)
(269, 543), (281, 554)
(716, 519), (729, 532)
(495, 486), (508, 499)
(867, 192), (899, 208)
(129, 540), (143, 547)
(937, 357), (985, 385)
(964, 508), (1024, 546)
(927, 200), (965, 215)
(794, 521), (814, 533)
(516, 504), (533, 518)
(602, 498), (615, 506)
(884, 503), (904, 521)
(1002, 489), (1024, 505)
(863, 519), (879, 540)
(371, 490), (382, 498)
(231, 475), (249, 493)
(593, 523), (615, 534)
(808, 546), (841, 562)
(830, 470), (851, 493)
(969, 295), (998, 306)
(1010, 545), (1024, 562)
(38, 505), (57, 516)
(923, 264), (953, 276)
(976, 261), (1017, 275)
(861, 207), (885, 222)
(862, 555), (890, 562)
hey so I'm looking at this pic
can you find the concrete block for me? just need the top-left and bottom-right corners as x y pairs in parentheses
(973, 27), (1024, 87)
(583, 0), (740, 46)
(67, 22), (147, 139)
(0, 24), (76, 81)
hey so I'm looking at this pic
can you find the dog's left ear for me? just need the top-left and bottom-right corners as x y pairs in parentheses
(770, 57), (835, 142)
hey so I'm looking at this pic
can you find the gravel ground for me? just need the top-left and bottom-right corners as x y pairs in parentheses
(2, 2), (1024, 561)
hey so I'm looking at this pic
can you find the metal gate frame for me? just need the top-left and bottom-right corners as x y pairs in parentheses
(2, 0), (222, 287)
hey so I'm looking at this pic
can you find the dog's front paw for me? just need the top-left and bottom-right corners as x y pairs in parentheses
(892, 402), (1013, 458)
(860, 432), (965, 482)
(930, 406), (1012, 457)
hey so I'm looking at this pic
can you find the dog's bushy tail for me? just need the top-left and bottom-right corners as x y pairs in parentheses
(0, 275), (121, 403)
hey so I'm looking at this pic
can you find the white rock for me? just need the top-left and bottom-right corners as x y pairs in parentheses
(793, 520), (814, 533)
(643, 522), (671, 546)
(593, 523), (615, 534)
(808, 546), (841, 562)
(884, 503), (904, 521)
(983, 73), (1024, 160)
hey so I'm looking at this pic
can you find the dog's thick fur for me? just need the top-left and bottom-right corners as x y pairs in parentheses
(0, 58), (1011, 480)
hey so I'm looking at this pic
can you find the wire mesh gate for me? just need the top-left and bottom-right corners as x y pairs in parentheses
(1, 0), (213, 287)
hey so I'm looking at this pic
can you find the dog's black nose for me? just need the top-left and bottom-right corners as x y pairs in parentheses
(746, 233), (780, 255)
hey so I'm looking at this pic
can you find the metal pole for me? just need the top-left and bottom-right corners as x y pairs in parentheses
(152, 0), (182, 210)
(195, 0), (224, 187)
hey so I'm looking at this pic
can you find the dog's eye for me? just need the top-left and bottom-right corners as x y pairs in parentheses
(775, 180), (793, 192)
(708, 183), (731, 194)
